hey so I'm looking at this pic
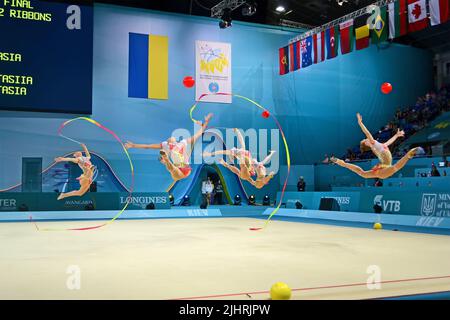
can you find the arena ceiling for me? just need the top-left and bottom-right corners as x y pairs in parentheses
(95, 0), (376, 27)
(95, 0), (450, 53)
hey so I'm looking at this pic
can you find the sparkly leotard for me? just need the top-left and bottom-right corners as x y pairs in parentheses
(231, 148), (256, 176)
(370, 140), (392, 171)
(161, 139), (192, 177)
(76, 156), (94, 183)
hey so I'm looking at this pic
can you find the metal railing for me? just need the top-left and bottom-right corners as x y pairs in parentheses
(211, 0), (247, 18)
(288, 0), (395, 43)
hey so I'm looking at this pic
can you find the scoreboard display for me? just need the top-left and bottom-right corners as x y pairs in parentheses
(0, 0), (93, 114)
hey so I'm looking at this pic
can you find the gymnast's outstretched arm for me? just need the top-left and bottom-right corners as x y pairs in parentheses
(187, 113), (213, 145)
(81, 143), (91, 159)
(356, 113), (375, 143)
(233, 128), (247, 150)
(259, 150), (276, 165)
(204, 150), (234, 157)
(124, 141), (161, 150)
(385, 129), (405, 147)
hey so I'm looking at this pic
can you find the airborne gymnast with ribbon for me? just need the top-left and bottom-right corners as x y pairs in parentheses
(190, 93), (291, 231)
(125, 113), (213, 182)
(30, 117), (135, 232)
(203, 127), (276, 189)
(54, 143), (96, 201)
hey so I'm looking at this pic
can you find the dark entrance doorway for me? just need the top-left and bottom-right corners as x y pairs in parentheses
(187, 165), (229, 206)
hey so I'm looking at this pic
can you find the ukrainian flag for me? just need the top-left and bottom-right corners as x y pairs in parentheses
(128, 33), (168, 100)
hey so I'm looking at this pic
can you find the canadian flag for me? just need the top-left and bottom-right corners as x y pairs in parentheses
(429, 0), (450, 26)
(407, 0), (428, 32)
(313, 31), (325, 64)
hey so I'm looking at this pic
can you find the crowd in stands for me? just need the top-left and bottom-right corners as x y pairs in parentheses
(334, 85), (450, 163)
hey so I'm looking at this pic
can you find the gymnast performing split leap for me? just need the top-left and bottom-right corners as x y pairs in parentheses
(125, 113), (213, 182)
(331, 113), (423, 179)
(55, 143), (95, 200)
(204, 128), (276, 189)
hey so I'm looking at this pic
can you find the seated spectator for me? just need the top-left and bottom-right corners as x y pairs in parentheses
(297, 177), (306, 192)
(374, 178), (383, 187)
(322, 154), (329, 164)
(431, 164), (441, 177)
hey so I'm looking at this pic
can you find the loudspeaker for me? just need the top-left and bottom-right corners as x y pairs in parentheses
(85, 203), (95, 210)
(373, 204), (383, 214)
(319, 198), (340, 211)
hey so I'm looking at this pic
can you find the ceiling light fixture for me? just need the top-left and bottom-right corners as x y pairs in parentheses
(275, 5), (286, 13)
(242, 1), (257, 16)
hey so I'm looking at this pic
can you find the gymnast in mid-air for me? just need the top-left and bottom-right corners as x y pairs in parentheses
(55, 143), (95, 200)
(250, 150), (276, 189)
(331, 113), (423, 179)
(125, 113), (213, 182)
(204, 128), (275, 189)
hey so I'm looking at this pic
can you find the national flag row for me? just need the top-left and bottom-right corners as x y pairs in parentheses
(279, 0), (450, 75)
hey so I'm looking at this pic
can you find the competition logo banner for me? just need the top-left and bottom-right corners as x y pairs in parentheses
(195, 41), (231, 103)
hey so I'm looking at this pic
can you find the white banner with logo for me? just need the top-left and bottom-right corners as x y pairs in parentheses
(195, 40), (232, 103)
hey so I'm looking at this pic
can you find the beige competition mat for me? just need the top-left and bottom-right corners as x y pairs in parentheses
(1, 218), (449, 300)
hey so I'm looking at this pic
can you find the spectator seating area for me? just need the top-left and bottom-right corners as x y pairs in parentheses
(316, 86), (450, 192)
(328, 155), (450, 191)
(342, 85), (450, 162)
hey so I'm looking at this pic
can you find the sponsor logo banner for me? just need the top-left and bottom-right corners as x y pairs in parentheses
(421, 193), (450, 217)
(196, 41), (231, 103)
(0, 192), (170, 212)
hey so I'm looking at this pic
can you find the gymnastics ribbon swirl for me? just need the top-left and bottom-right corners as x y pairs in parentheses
(190, 93), (291, 231)
(31, 117), (134, 232)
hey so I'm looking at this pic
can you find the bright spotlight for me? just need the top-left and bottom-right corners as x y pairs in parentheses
(249, 194), (256, 206)
(234, 194), (242, 206)
(262, 194), (271, 206)
(275, 6), (286, 13)
(219, 8), (232, 29)
(242, 1), (257, 16)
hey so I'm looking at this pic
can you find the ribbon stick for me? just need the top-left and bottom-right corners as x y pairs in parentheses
(190, 93), (291, 231)
(31, 117), (134, 232)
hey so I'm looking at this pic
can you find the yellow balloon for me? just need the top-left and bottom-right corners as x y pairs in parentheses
(270, 282), (292, 300)
(374, 223), (383, 230)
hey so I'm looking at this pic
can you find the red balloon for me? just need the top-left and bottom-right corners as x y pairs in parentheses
(381, 82), (393, 94)
(262, 111), (270, 119)
(183, 76), (195, 88)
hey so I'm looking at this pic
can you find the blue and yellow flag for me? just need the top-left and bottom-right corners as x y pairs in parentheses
(128, 33), (168, 100)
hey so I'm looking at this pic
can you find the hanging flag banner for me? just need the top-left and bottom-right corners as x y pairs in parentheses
(313, 31), (325, 64)
(388, 0), (408, 39)
(301, 36), (313, 68)
(371, 6), (388, 44)
(339, 19), (354, 54)
(196, 41), (232, 103)
(289, 41), (301, 71)
(429, 0), (450, 26)
(128, 33), (169, 100)
(326, 26), (340, 59)
(407, 0), (428, 33)
(355, 14), (371, 50)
